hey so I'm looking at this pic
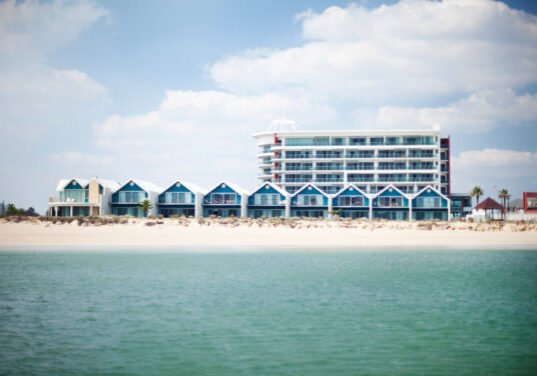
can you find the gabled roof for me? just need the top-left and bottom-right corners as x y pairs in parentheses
(411, 185), (449, 201)
(475, 197), (503, 210)
(372, 184), (408, 198)
(207, 181), (249, 196)
(333, 184), (370, 198)
(56, 178), (89, 191)
(250, 182), (289, 197)
(163, 180), (208, 195)
(115, 179), (163, 194)
(291, 183), (330, 198)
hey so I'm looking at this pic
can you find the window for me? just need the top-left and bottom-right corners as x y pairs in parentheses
(164, 192), (192, 204)
(254, 194), (281, 205)
(297, 195), (322, 206)
(370, 137), (384, 145)
(118, 191), (144, 203)
(349, 137), (366, 145)
(332, 137), (345, 145)
(285, 151), (312, 159)
(415, 197), (441, 208)
(285, 137), (329, 146)
(346, 150), (374, 158)
(211, 193), (236, 204)
(348, 174), (373, 182)
(315, 150), (342, 158)
(378, 197), (403, 207)
(338, 196), (364, 206)
(61, 189), (85, 202)
(286, 163), (312, 171)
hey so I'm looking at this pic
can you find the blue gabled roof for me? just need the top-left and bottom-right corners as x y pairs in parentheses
(291, 184), (329, 198)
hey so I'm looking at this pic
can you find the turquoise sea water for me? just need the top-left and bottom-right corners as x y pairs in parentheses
(1, 250), (536, 375)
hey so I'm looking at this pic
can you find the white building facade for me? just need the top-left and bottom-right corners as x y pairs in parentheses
(253, 130), (451, 196)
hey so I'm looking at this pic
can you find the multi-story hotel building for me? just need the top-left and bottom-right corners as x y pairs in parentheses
(253, 129), (451, 196)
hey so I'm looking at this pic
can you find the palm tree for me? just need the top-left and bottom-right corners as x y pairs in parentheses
(498, 189), (509, 220)
(138, 199), (153, 218)
(470, 186), (483, 207)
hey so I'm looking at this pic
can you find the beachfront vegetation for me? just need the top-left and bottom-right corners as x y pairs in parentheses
(1, 215), (535, 232)
(1, 203), (39, 217)
(470, 186), (484, 206)
(498, 189), (511, 219)
(138, 199), (153, 217)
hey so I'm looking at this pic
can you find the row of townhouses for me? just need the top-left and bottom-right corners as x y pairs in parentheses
(48, 178), (452, 220)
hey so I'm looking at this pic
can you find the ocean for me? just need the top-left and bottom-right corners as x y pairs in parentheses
(1, 250), (536, 375)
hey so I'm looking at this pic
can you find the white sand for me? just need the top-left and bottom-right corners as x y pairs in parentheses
(1, 220), (536, 250)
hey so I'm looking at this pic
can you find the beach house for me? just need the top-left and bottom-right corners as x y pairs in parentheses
(290, 184), (330, 218)
(110, 180), (162, 217)
(48, 178), (119, 216)
(332, 184), (370, 219)
(203, 182), (248, 217)
(411, 186), (450, 220)
(247, 182), (289, 218)
(371, 185), (410, 220)
(158, 181), (206, 218)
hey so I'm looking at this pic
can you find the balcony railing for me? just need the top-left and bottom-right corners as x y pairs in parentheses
(314, 178), (343, 183)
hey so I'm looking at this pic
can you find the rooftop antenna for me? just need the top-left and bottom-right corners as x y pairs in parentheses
(268, 118), (300, 132)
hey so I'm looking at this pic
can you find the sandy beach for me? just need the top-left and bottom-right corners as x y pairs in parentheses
(1, 218), (536, 249)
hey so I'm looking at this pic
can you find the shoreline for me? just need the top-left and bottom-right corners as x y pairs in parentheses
(1, 218), (536, 250)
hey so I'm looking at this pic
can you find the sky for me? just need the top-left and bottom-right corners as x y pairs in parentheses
(1, 0), (536, 213)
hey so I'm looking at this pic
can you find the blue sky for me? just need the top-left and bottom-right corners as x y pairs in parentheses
(1, 0), (536, 213)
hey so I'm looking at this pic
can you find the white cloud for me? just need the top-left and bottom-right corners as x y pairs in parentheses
(0, 0), (108, 60)
(85, 90), (336, 188)
(453, 148), (537, 169)
(363, 89), (537, 132)
(209, 0), (537, 104)
(51, 151), (113, 165)
(450, 147), (537, 195)
(0, 0), (109, 143)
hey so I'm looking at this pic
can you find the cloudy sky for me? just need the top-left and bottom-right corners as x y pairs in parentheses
(1, 0), (536, 212)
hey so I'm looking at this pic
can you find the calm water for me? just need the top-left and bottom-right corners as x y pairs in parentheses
(1, 250), (536, 375)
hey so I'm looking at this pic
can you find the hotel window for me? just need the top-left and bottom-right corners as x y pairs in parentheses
(404, 136), (420, 145)
(370, 137), (384, 145)
(346, 150), (374, 158)
(285, 151), (312, 159)
(331, 137), (345, 145)
(348, 174), (374, 182)
(285, 137), (329, 146)
(386, 137), (399, 145)
(286, 163), (312, 171)
(315, 150), (342, 158)
(349, 137), (366, 145)
(338, 196), (364, 206)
